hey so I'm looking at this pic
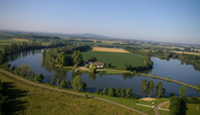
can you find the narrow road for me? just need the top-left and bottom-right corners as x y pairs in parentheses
(154, 101), (170, 115)
(0, 69), (147, 115)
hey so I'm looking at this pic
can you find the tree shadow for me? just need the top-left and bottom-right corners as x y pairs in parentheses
(2, 82), (28, 115)
(179, 101), (188, 115)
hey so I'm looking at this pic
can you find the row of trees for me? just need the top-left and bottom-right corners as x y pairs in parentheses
(94, 87), (137, 99)
(42, 49), (84, 67)
(4, 42), (43, 54)
(125, 57), (153, 72)
(0, 63), (44, 82)
(141, 79), (165, 98)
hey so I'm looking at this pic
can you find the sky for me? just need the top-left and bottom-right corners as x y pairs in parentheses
(0, 0), (200, 44)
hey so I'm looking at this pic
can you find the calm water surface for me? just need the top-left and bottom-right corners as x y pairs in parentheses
(8, 50), (200, 97)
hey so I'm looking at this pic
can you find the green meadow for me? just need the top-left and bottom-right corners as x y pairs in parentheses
(82, 51), (145, 69)
(0, 73), (138, 115)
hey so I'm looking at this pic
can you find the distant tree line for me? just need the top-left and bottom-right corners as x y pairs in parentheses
(147, 50), (200, 71)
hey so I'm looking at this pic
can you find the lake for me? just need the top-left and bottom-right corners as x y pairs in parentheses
(8, 50), (200, 97)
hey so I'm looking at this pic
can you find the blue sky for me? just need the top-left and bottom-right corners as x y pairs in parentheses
(0, 0), (200, 44)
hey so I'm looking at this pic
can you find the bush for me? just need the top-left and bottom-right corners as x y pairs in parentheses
(187, 96), (200, 103)
(85, 64), (89, 68)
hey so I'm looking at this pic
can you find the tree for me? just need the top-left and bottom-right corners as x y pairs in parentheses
(20, 64), (31, 77)
(103, 88), (107, 95)
(115, 87), (121, 97)
(147, 80), (155, 97)
(56, 52), (72, 67)
(106, 62), (112, 68)
(108, 87), (115, 97)
(89, 64), (97, 74)
(95, 89), (100, 94)
(120, 89), (126, 98)
(72, 50), (84, 66)
(27, 70), (35, 80)
(35, 74), (44, 82)
(14, 67), (21, 76)
(50, 74), (57, 85)
(85, 64), (89, 68)
(60, 80), (67, 88)
(126, 88), (132, 98)
(90, 57), (97, 61)
(156, 81), (165, 98)
(66, 79), (71, 86)
(81, 82), (87, 92)
(169, 96), (181, 115)
(57, 79), (60, 88)
(71, 75), (83, 91)
(141, 79), (148, 97)
(179, 85), (187, 98)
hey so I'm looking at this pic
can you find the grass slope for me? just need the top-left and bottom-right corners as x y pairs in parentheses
(82, 51), (145, 69)
(0, 73), (138, 115)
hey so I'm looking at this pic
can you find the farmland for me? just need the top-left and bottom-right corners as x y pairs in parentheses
(82, 51), (145, 69)
(0, 73), (138, 115)
(92, 47), (130, 53)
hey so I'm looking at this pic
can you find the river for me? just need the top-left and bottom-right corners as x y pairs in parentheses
(8, 50), (200, 97)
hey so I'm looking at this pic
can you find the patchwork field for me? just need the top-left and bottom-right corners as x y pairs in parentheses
(170, 51), (200, 56)
(0, 73), (138, 115)
(82, 51), (144, 69)
(92, 47), (130, 53)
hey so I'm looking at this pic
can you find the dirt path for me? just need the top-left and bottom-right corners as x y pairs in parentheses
(154, 101), (170, 115)
(0, 69), (147, 115)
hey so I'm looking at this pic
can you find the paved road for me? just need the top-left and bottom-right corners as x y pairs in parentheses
(154, 101), (170, 115)
(0, 69), (147, 115)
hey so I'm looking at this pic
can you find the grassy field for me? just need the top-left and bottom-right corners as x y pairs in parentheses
(92, 47), (130, 53)
(82, 51), (145, 69)
(0, 73), (138, 115)
(159, 102), (200, 115)
(83, 92), (155, 115)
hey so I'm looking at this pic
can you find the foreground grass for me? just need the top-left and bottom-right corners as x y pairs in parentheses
(83, 93), (156, 115)
(0, 74), (138, 115)
(82, 51), (145, 69)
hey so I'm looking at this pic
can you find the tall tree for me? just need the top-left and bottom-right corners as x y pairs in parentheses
(156, 81), (165, 98)
(115, 87), (121, 97)
(50, 74), (57, 85)
(72, 50), (84, 66)
(147, 80), (155, 97)
(179, 85), (187, 98)
(35, 74), (44, 82)
(126, 88), (132, 98)
(120, 89), (126, 98)
(66, 79), (71, 86)
(60, 80), (67, 88)
(108, 87), (115, 97)
(103, 88), (107, 95)
(169, 96), (181, 115)
(81, 82), (87, 92)
(141, 79), (148, 97)
(71, 75), (83, 91)
(27, 70), (35, 80)
(19, 64), (31, 77)
(57, 79), (60, 88)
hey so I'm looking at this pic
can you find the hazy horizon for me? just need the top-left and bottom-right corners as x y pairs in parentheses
(0, 0), (200, 44)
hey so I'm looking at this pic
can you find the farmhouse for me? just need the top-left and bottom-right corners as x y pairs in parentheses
(93, 62), (105, 69)
(85, 59), (105, 69)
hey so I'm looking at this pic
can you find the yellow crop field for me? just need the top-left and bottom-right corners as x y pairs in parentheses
(92, 47), (130, 53)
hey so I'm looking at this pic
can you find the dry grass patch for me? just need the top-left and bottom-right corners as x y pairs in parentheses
(92, 47), (130, 53)
(139, 98), (156, 101)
